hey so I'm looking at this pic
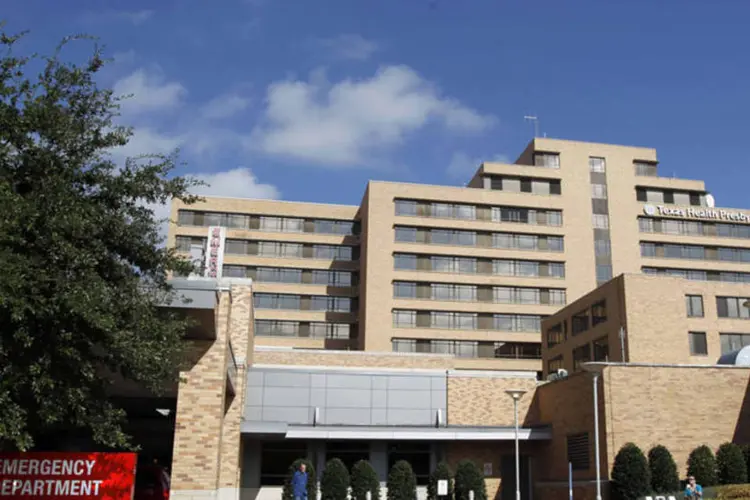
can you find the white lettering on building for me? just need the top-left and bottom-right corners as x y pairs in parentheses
(643, 204), (750, 224)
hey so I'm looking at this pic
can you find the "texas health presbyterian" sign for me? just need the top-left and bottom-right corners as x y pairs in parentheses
(643, 204), (750, 223)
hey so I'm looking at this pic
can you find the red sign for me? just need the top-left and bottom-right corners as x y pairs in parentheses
(0, 452), (136, 499)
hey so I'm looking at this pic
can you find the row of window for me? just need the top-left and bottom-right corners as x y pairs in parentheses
(487, 175), (562, 195)
(634, 161), (658, 177)
(394, 200), (563, 227)
(394, 226), (564, 252)
(639, 217), (750, 240)
(688, 332), (750, 356)
(254, 293), (355, 313)
(255, 320), (353, 339)
(394, 253), (566, 278)
(223, 266), (355, 287)
(177, 210), (358, 235)
(392, 338), (542, 359)
(224, 239), (356, 261)
(641, 242), (750, 263)
(643, 267), (750, 283)
(393, 282), (566, 305)
(392, 310), (543, 332)
(546, 335), (609, 374)
(636, 188), (707, 207)
(686, 295), (750, 319)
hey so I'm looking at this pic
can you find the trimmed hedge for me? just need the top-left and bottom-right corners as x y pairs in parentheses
(321, 458), (350, 500)
(715, 484), (750, 499)
(283, 459), (317, 500)
(454, 460), (486, 500)
(718, 443), (748, 485)
(351, 460), (380, 500)
(387, 460), (417, 500)
(427, 461), (454, 500)
(611, 443), (650, 500)
(689, 445), (719, 487)
(648, 445), (680, 493)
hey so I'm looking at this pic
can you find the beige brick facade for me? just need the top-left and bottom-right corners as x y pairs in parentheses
(447, 375), (538, 427)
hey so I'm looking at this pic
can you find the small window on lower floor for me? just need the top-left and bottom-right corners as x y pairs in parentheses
(567, 433), (590, 471)
(689, 332), (708, 356)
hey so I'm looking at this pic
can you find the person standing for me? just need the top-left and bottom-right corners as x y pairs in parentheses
(684, 476), (703, 498)
(292, 463), (309, 500)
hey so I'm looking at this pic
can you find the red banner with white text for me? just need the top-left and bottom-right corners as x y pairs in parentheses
(0, 452), (137, 499)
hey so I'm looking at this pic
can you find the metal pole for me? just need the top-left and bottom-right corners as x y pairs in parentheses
(514, 397), (521, 500)
(568, 462), (573, 500)
(593, 373), (602, 500)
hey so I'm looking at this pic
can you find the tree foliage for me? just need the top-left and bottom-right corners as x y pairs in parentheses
(387, 460), (416, 500)
(611, 443), (651, 500)
(717, 443), (748, 485)
(688, 445), (719, 487)
(283, 459), (317, 500)
(0, 27), (201, 450)
(453, 460), (486, 500)
(648, 445), (680, 494)
(351, 460), (380, 500)
(321, 458), (350, 500)
(427, 461), (453, 500)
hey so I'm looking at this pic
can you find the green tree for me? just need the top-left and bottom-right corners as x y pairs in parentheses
(427, 461), (453, 500)
(351, 460), (380, 500)
(611, 443), (651, 500)
(387, 460), (416, 500)
(648, 445), (680, 494)
(0, 28), (201, 451)
(453, 460), (486, 500)
(717, 443), (748, 485)
(321, 458), (350, 500)
(688, 445), (719, 487)
(283, 459), (317, 500)
(743, 445), (750, 484)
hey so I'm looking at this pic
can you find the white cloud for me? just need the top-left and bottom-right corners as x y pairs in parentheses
(122, 10), (154, 25)
(447, 151), (510, 180)
(201, 93), (252, 120)
(114, 68), (186, 116)
(318, 34), (379, 61)
(110, 128), (184, 165)
(249, 65), (496, 167)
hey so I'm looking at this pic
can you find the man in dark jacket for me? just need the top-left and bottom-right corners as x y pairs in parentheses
(292, 463), (308, 500)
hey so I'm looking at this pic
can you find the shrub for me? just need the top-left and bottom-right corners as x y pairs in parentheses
(718, 443), (748, 485)
(321, 458), (350, 500)
(648, 445), (680, 493)
(454, 460), (486, 500)
(427, 461), (454, 500)
(716, 484), (750, 499)
(283, 459), (317, 500)
(387, 460), (416, 500)
(610, 443), (650, 500)
(689, 445), (719, 487)
(744, 446), (750, 484)
(351, 460), (380, 500)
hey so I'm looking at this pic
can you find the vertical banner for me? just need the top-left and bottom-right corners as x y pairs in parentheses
(0, 452), (137, 499)
(204, 226), (226, 279)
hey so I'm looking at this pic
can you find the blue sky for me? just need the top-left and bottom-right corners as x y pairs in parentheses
(4, 0), (750, 209)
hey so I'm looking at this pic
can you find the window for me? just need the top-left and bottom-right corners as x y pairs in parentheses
(686, 295), (704, 317)
(392, 310), (416, 328)
(430, 312), (477, 330)
(388, 442), (431, 485)
(314, 245), (353, 260)
(591, 301), (607, 326)
(594, 240), (611, 257)
(395, 227), (417, 242)
(592, 214), (609, 229)
(494, 314), (542, 332)
(310, 323), (351, 339)
(717, 297), (750, 319)
(254, 294), (301, 310)
(549, 289), (567, 305)
(567, 433), (590, 471)
(393, 282), (417, 299)
(311, 296), (351, 312)
(589, 157), (606, 172)
(591, 184), (608, 199)
(573, 344), (591, 371)
(392, 339), (416, 352)
(593, 336), (609, 361)
(572, 310), (590, 335)
(534, 152), (561, 168)
(255, 320), (300, 337)
(689, 332), (708, 356)
(596, 265), (613, 284)
(494, 342), (541, 359)
(314, 220), (356, 235)
(548, 356), (564, 373)
(720, 333), (750, 354)
(634, 161), (657, 177)
(395, 200), (418, 216)
(175, 236), (205, 252)
(546, 322), (566, 347)
(394, 254), (417, 270)
(260, 216), (304, 233)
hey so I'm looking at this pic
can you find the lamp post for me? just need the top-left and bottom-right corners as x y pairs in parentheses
(581, 363), (606, 500)
(505, 389), (527, 500)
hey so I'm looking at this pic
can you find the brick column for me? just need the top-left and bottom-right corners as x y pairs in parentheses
(170, 289), (232, 500)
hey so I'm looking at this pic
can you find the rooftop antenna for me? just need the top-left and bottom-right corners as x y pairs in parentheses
(524, 115), (539, 138)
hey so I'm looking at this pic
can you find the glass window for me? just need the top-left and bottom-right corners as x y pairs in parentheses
(455, 204), (476, 220)
(395, 200), (418, 216)
(457, 257), (477, 273)
(548, 237), (564, 252)
(589, 157), (606, 172)
(634, 162), (657, 176)
(573, 344), (592, 371)
(638, 218), (654, 233)
(394, 282), (417, 298)
(395, 227), (417, 243)
(494, 287), (513, 304)
(548, 356), (564, 373)
(392, 310), (416, 327)
(433, 203), (454, 218)
(592, 214), (609, 229)
(518, 234), (537, 250)
(455, 285), (477, 302)
(546, 323), (566, 347)
(431, 312), (452, 329)
(431, 284), (453, 301)
(593, 336), (609, 361)
(572, 310), (589, 335)
(532, 180), (551, 195)
(686, 295), (704, 317)
(518, 261), (539, 277)
(646, 190), (664, 203)
(591, 184), (608, 199)
(689, 332), (708, 356)
(549, 289), (567, 305)
(432, 256), (455, 273)
(673, 192), (691, 206)
(595, 239), (611, 257)
(392, 339), (416, 352)
(591, 301), (607, 326)
(596, 265), (613, 283)
(549, 262), (565, 278)
(534, 153), (561, 168)
(456, 231), (476, 246)
(720, 333), (750, 355)
(394, 253), (417, 270)
(502, 177), (522, 192)
(548, 211), (563, 227)
(717, 297), (750, 319)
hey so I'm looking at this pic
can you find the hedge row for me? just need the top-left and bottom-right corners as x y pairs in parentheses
(283, 458), (487, 500)
(611, 442), (750, 500)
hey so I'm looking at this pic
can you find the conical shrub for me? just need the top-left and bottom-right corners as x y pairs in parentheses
(611, 443), (650, 500)
(351, 460), (380, 500)
(648, 445), (679, 493)
(688, 445), (718, 487)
